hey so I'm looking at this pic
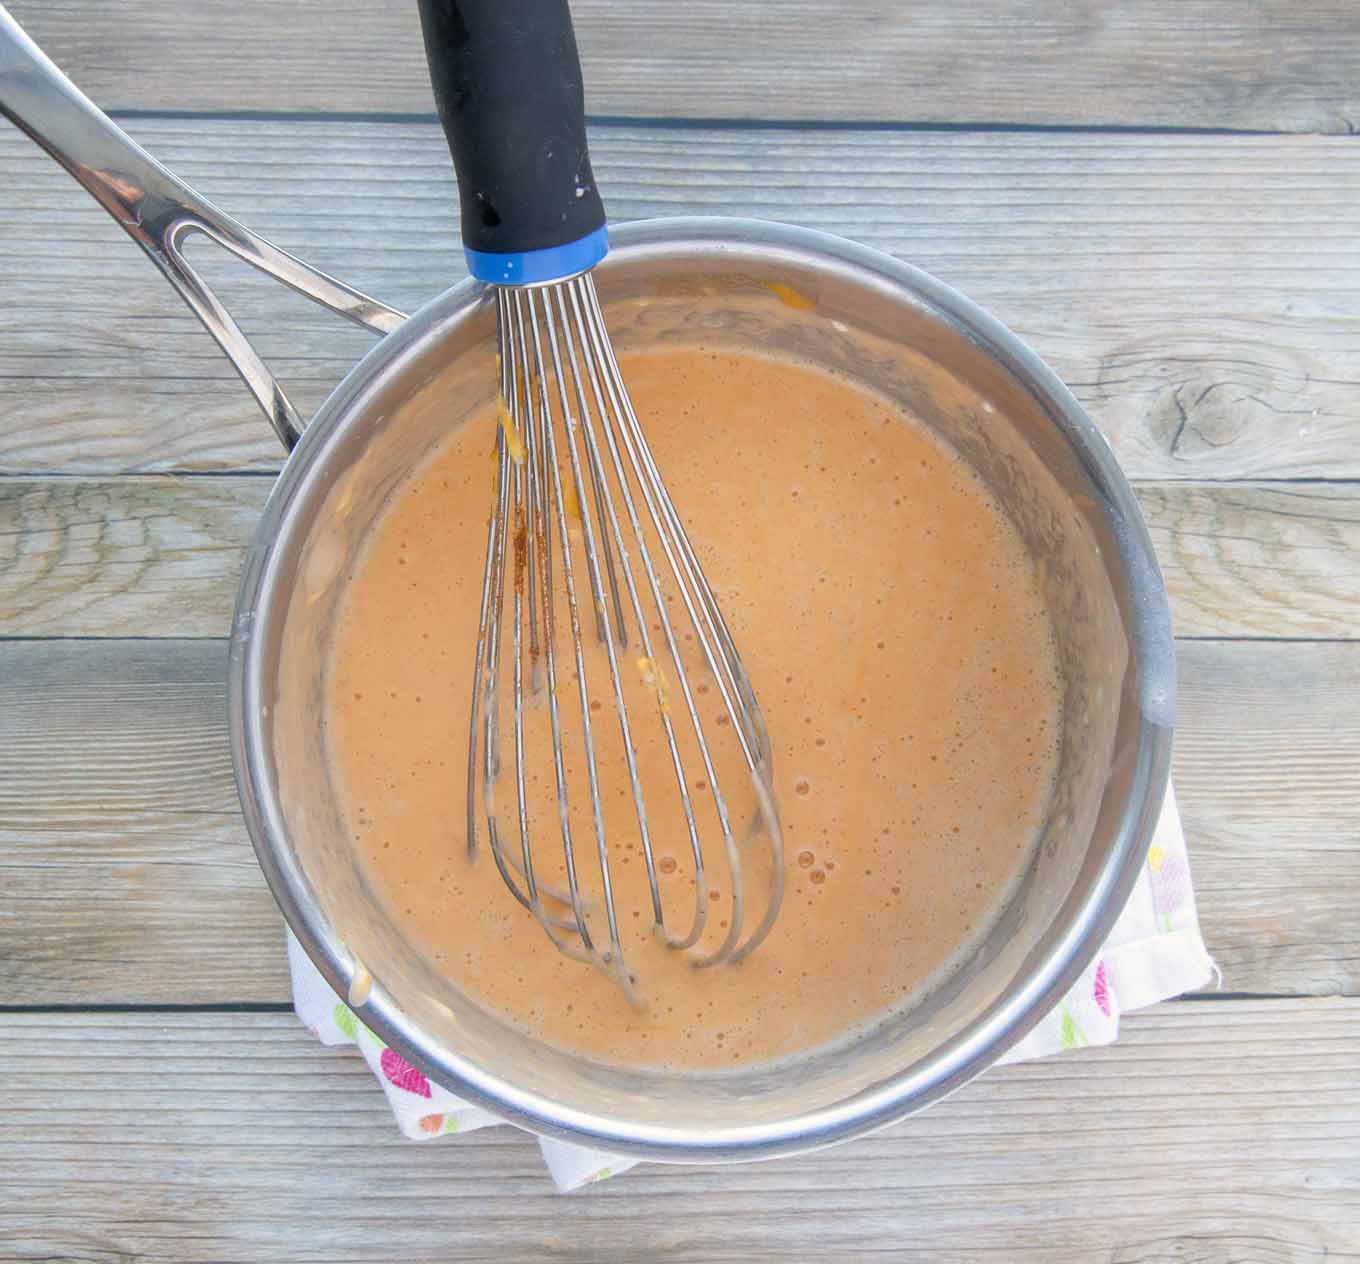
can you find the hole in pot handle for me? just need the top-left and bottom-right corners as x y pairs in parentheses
(0, 4), (408, 451)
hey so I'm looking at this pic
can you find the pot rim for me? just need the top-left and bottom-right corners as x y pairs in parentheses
(228, 216), (1174, 1163)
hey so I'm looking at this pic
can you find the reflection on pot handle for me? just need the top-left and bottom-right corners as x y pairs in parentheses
(0, 4), (407, 451)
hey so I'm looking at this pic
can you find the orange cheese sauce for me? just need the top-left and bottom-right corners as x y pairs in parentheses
(324, 346), (1062, 1069)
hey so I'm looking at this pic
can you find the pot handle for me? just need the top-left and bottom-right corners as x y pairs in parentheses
(0, 4), (407, 451)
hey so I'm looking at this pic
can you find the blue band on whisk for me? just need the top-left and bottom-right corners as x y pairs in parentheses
(464, 224), (609, 286)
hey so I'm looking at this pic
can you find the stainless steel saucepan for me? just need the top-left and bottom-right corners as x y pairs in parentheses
(0, 8), (1173, 1162)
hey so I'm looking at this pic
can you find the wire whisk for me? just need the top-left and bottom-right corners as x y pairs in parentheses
(467, 275), (784, 1004)
(415, 0), (785, 1002)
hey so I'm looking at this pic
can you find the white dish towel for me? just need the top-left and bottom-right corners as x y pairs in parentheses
(289, 785), (1214, 1191)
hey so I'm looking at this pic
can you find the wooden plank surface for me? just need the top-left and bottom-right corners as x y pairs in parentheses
(0, 640), (276, 1005)
(1139, 482), (1360, 641)
(8, 0), (1360, 133)
(0, 477), (267, 638)
(4, 477), (1358, 641)
(0, 1001), (1356, 1262)
(2, 638), (1355, 1006)
(3, 121), (1359, 478)
(3, 0), (1359, 1248)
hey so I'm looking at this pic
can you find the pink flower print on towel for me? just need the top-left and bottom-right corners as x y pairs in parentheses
(1093, 958), (1111, 1018)
(380, 1048), (433, 1098)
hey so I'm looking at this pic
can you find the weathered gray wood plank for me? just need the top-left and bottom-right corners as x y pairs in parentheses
(0, 640), (279, 1004)
(3, 477), (1357, 641)
(2, 120), (1358, 478)
(8, 0), (1360, 133)
(1139, 482), (1360, 641)
(0, 1002), (1355, 1261)
(0, 477), (266, 637)
(1, 638), (1355, 1005)
(1173, 643), (1360, 1001)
